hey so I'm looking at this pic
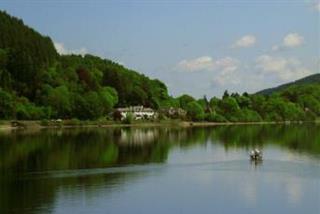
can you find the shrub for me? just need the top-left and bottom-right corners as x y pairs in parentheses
(40, 119), (49, 126)
(122, 112), (134, 124)
(185, 101), (205, 121)
(205, 113), (227, 122)
(63, 118), (81, 126)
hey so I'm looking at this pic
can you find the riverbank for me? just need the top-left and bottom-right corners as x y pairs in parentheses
(0, 120), (183, 131)
(0, 119), (318, 132)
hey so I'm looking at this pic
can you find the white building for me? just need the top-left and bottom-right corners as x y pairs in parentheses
(115, 106), (157, 120)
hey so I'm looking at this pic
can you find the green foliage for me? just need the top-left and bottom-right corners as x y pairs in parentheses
(237, 109), (262, 122)
(178, 94), (196, 109)
(257, 73), (320, 95)
(0, 11), (57, 98)
(159, 97), (180, 108)
(47, 85), (72, 117)
(0, 88), (14, 119)
(194, 83), (320, 122)
(263, 96), (305, 121)
(205, 113), (227, 122)
(0, 11), (174, 120)
(0, 11), (319, 123)
(79, 92), (104, 120)
(185, 101), (205, 121)
(122, 112), (134, 124)
(0, 49), (11, 89)
(250, 94), (266, 116)
(98, 87), (118, 114)
(218, 97), (241, 121)
(15, 98), (49, 120)
(63, 118), (81, 126)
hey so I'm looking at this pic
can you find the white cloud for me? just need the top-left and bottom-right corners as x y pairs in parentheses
(256, 55), (312, 81)
(54, 42), (87, 56)
(177, 56), (215, 72)
(232, 35), (256, 48)
(177, 56), (240, 86)
(283, 33), (304, 48)
(177, 56), (239, 73)
(272, 33), (304, 51)
(215, 57), (239, 72)
(54, 42), (67, 54)
(211, 57), (240, 86)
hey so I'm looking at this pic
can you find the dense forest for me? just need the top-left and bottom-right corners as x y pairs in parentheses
(257, 73), (320, 95)
(177, 83), (320, 122)
(0, 10), (319, 122)
(0, 11), (173, 120)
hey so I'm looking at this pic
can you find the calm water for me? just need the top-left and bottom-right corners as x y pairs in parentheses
(0, 124), (319, 214)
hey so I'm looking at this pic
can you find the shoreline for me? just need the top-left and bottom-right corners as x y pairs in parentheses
(0, 120), (318, 132)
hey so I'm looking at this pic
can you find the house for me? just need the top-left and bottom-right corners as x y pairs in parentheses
(114, 106), (157, 120)
(160, 107), (187, 119)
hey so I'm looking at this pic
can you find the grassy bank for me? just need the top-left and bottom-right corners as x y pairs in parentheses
(0, 119), (183, 130)
(0, 119), (317, 132)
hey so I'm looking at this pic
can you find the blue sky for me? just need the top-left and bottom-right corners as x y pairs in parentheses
(0, 0), (319, 98)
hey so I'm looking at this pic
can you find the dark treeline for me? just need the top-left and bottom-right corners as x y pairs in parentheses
(0, 10), (319, 122)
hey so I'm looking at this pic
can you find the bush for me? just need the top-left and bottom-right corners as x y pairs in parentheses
(185, 101), (205, 121)
(122, 112), (134, 124)
(304, 110), (317, 121)
(238, 109), (262, 122)
(205, 113), (227, 122)
(40, 119), (49, 126)
(0, 88), (14, 119)
(63, 118), (81, 126)
(264, 112), (283, 122)
(15, 100), (46, 120)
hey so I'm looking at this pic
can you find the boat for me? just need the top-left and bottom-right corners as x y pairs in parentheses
(250, 149), (263, 160)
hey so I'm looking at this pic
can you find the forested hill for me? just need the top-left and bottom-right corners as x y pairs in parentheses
(1, 10), (319, 123)
(0, 11), (58, 98)
(256, 73), (320, 95)
(0, 10), (173, 120)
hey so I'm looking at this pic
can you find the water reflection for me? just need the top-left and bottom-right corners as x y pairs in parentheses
(250, 159), (263, 168)
(119, 128), (159, 145)
(0, 124), (319, 214)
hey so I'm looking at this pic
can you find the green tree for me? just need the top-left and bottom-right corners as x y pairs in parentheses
(81, 92), (104, 119)
(185, 101), (205, 121)
(98, 86), (118, 114)
(0, 88), (14, 119)
(47, 85), (72, 118)
(178, 94), (195, 110)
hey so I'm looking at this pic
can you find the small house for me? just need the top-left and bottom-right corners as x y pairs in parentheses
(114, 106), (157, 120)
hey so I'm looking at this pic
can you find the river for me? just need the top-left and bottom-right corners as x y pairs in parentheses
(0, 124), (319, 214)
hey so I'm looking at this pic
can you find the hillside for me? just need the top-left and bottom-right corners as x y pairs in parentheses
(0, 10), (174, 120)
(256, 73), (320, 95)
(0, 11), (58, 98)
(0, 10), (319, 123)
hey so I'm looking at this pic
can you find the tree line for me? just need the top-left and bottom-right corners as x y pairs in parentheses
(0, 10), (319, 122)
(175, 84), (320, 122)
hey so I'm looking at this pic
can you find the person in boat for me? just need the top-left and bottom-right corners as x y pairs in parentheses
(250, 149), (262, 160)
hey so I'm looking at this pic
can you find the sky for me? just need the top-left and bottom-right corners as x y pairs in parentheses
(0, 0), (319, 98)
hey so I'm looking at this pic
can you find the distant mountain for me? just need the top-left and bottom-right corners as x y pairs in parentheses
(256, 73), (320, 95)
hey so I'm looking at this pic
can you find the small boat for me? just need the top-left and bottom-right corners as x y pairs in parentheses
(250, 149), (263, 161)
